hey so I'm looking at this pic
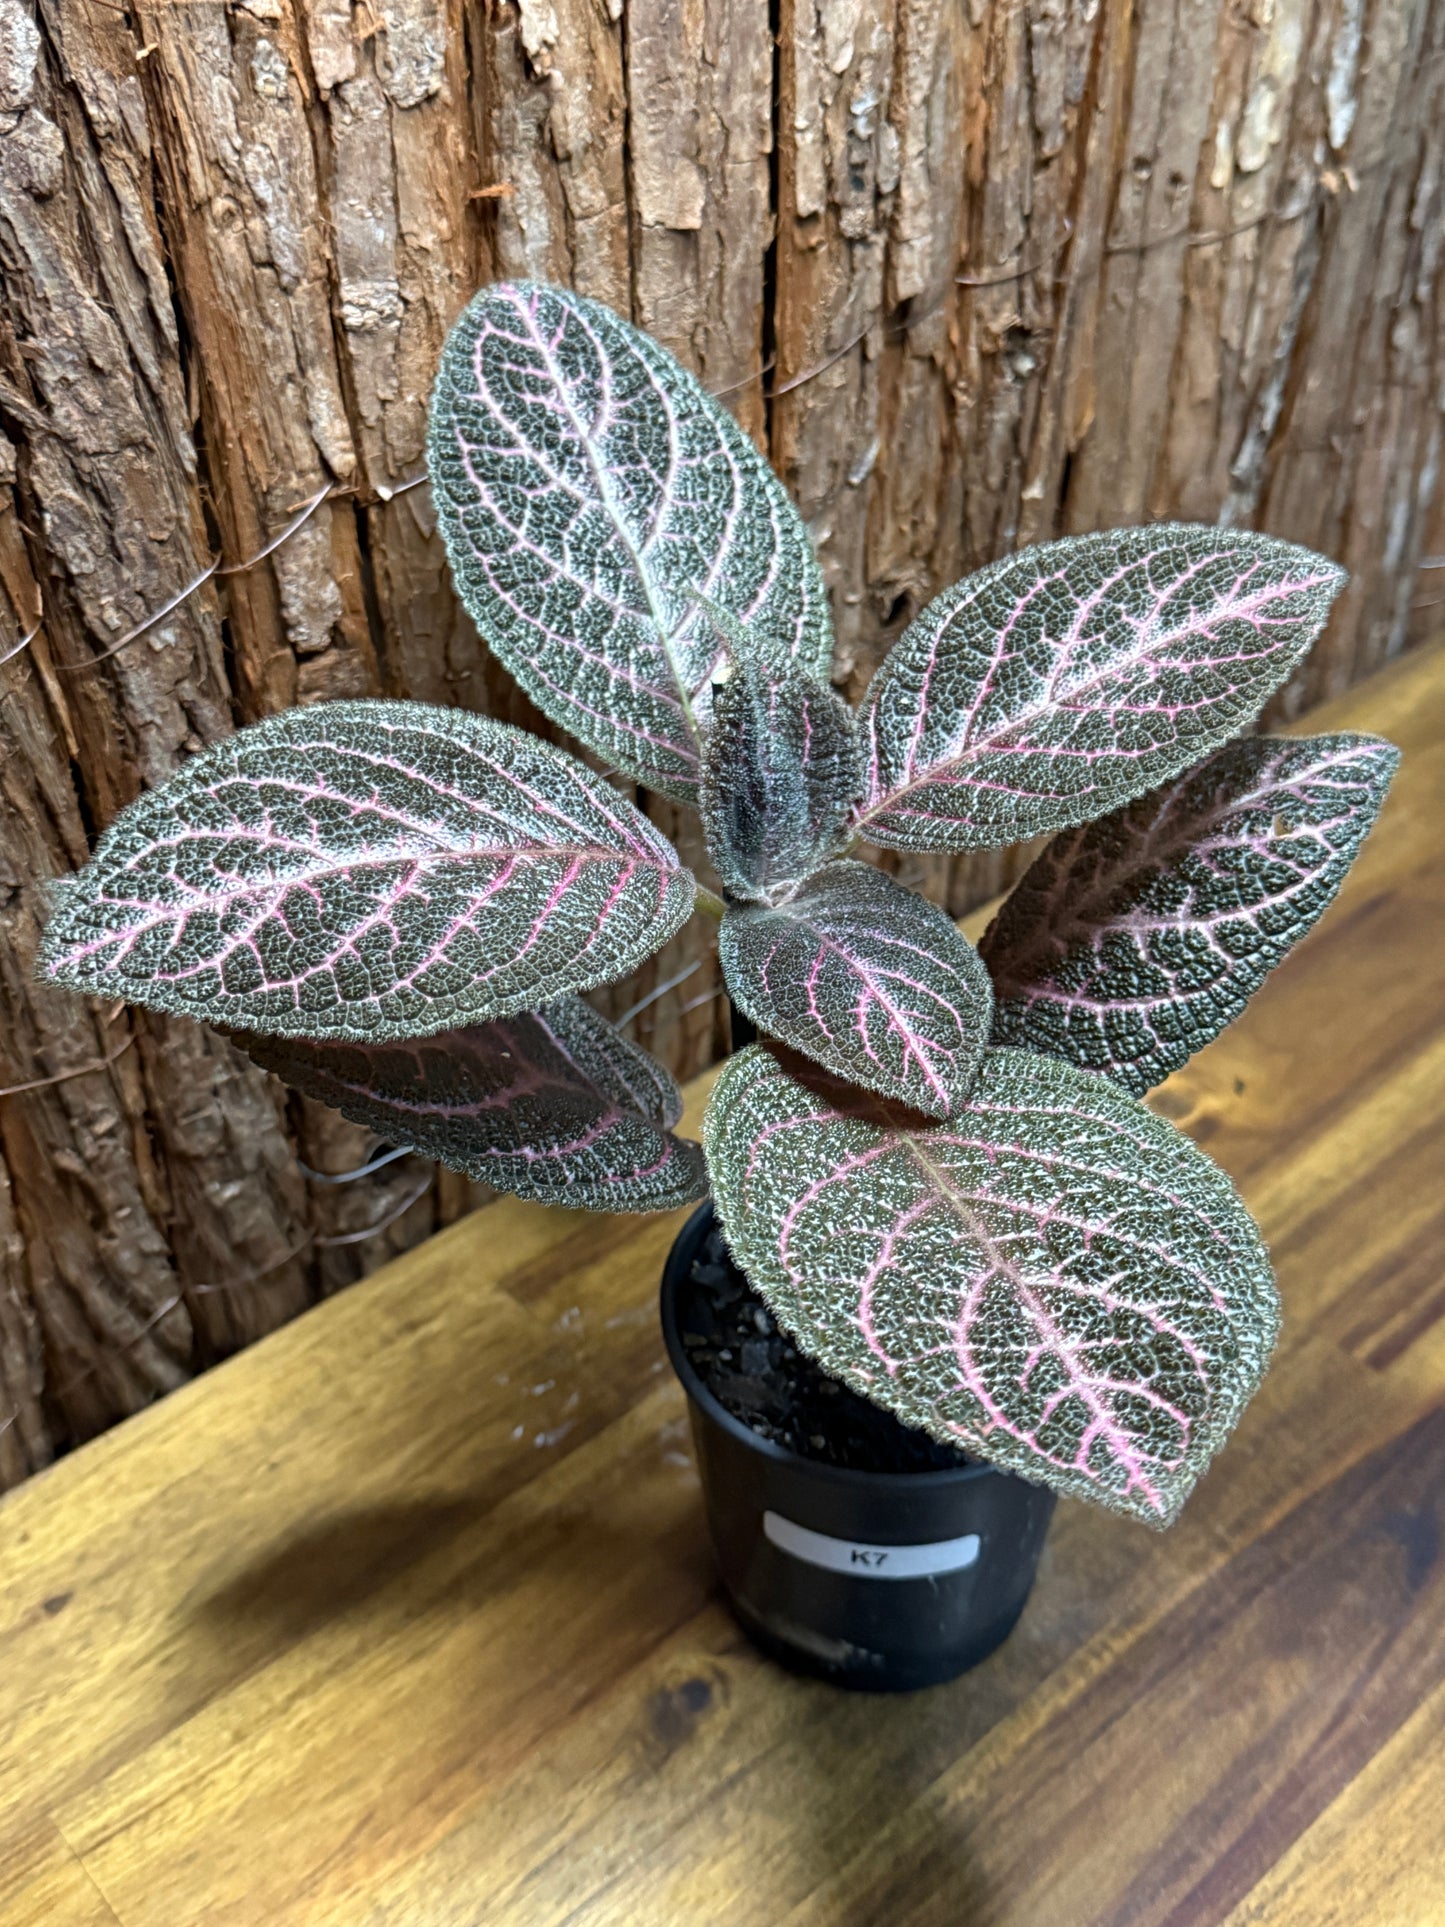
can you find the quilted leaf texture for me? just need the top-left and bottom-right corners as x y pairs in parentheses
(700, 649), (862, 901)
(427, 281), (833, 804)
(982, 733), (1399, 1094)
(718, 861), (993, 1118)
(39, 701), (694, 1042)
(857, 525), (1346, 852)
(706, 1044), (1278, 1524)
(240, 998), (707, 1212)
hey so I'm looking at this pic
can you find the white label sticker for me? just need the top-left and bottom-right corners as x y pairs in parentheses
(763, 1511), (981, 1580)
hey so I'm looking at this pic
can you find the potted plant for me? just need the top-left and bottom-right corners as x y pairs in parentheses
(38, 284), (1397, 1690)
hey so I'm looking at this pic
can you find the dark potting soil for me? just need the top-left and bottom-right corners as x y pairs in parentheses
(680, 1222), (973, 1475)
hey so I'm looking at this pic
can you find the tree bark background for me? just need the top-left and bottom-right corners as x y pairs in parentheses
(2, 0), (1442, 1483)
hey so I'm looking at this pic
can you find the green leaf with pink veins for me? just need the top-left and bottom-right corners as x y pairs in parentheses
(427, 281), (833, 804)
(240, 998), (707, 1213)
(39, 700), (694, 1042)
(718, 862), (992, 1118)
(704, 1042), (1279, 1526)
(982, 731), (1400, 1092)
(855, 525), (1347, 852)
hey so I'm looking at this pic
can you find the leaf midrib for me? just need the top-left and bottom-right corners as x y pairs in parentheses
(518, 299), (704, 767)
(900, 1133), (1172, 1502)
(82, 845), (665, 942)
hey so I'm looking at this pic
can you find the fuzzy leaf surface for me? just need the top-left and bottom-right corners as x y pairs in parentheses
(241, 998), (706, 1212)
(39, 701), (693, 1041)
(719, 863), (992, 1117)
(700, 652), (862, 900)
(705, 1044), (1278, 1524)
(857, 526), (1345, 852)
(427, 281), (832, 803)
(982, 733), (1399, 1093)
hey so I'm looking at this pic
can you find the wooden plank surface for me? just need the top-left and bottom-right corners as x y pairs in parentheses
(1, 643), (1442, 1927)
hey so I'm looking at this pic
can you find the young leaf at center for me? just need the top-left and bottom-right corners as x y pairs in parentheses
(240, 997), (707, 1212)
(699, 640), (862, 902)
(427, 282), (833, 804)
(718, 861), (993, 1118)
(705, 1043), (1278, 1525)
(856, 525), (1346, 852)
(38, 701), (694, 1041)
(981, 732), (1400, 1093)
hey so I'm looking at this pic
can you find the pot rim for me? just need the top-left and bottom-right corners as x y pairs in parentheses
(660, 1199), (1002, 1494)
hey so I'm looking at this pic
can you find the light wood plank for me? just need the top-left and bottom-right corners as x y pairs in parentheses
(0, 1819), (120, 1927)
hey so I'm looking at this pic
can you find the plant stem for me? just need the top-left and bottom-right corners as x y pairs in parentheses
(693, 885), (726, 921)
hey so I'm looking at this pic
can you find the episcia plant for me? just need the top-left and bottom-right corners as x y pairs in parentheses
(37, 283), (1399, 1528)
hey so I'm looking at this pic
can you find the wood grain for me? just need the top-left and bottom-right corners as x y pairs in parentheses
(0, 643), (1440, 1924)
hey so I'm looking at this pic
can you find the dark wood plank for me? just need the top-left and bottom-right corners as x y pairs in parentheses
(783, 1409), (1444, 1926)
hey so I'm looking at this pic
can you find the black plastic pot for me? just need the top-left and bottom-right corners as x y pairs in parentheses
(661, 1202), (1056, 1692)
